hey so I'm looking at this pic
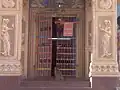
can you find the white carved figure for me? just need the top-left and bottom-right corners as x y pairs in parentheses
(0, 19), (14, 56)
(2, 0), (15, 8)
(99, 20), (112, 57)
(99, 0), (112, 9)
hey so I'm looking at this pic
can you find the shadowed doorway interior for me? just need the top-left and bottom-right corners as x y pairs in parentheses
(51, 17), (77, 79)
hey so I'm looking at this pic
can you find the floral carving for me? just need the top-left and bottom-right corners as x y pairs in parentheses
(89, 63), (118, 77)
(91, 64), (118, 73)
(2, 0), (15, 8)
(0, 64), (21, 74)
(99, 0), (112, 9)
(99, 20), (112, 58)
(0, 18), (14, 56)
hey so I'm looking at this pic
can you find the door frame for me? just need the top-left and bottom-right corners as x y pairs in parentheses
(22, 0), (91, 80)
(27, 8), (86, 79)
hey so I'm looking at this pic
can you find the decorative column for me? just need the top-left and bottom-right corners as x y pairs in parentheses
(89, 0), (119, 77)
(0, 0), (22, 76)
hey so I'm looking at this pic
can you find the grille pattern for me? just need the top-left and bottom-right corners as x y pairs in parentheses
(35, 13), (52, 77)
(34, 12), (77, 78)
(55, 17), (76, 77)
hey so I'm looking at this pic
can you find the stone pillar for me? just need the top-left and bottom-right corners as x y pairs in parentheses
(0, 0), (23, 76)
(89, 0), (119, 77)
(85, 0), (93, 79)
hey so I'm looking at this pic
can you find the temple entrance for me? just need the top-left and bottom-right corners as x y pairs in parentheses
(28, 10), (85, 80)
(27, 0), (86, 80)
(34, 16), (77, 80)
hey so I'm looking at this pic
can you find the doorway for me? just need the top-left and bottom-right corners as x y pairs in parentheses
(34, 16), (77, 79)
(28, 9), (85, 80)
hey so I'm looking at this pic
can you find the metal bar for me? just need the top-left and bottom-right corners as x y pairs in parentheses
(36, 13), (39, 77)
(35, 12), (53, 77)
(38, 13), (41, 76)
(48, 38), (71, 40)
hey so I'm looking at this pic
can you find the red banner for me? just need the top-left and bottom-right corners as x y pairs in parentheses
(63, 22), (73, 36)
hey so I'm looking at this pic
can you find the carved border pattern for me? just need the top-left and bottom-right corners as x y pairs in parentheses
(90, 64), (118, 73)
(0, 64), (21, 74)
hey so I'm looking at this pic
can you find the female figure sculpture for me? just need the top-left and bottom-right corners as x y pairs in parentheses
(1, 19), (14, 56)
(99, 20), (112, 57)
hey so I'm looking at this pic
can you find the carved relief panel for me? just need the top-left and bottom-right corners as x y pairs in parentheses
(0, 14), (20, 60)
(0, 16), (15, 57)
(0, 0), (21, 10)
(96, 0), (116, 11)
(90, 63), (118, 75)
(96, 12), (116, 59)
(98, 17), (112, 58)
(0, 0), (22, 76)
(89, 0), (118, 77)
(0, 63), (21, 75)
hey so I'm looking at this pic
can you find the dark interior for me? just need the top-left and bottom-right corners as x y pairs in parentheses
(51, 17), (76, 79)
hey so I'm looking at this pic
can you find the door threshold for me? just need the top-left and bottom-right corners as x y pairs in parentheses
(20, 78), (91, 88)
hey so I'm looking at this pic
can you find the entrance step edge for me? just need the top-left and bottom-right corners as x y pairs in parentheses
(20, 80), (91, 88)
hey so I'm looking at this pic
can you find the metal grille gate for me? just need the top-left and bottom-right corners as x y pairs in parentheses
(35, 12), (52, 77)
(30, 10), (77, 78)
(55, 17), (76, 77)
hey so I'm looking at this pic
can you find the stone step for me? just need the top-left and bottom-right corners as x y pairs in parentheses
(20, 80), (91, 88)
(20, 87), (92, 90)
